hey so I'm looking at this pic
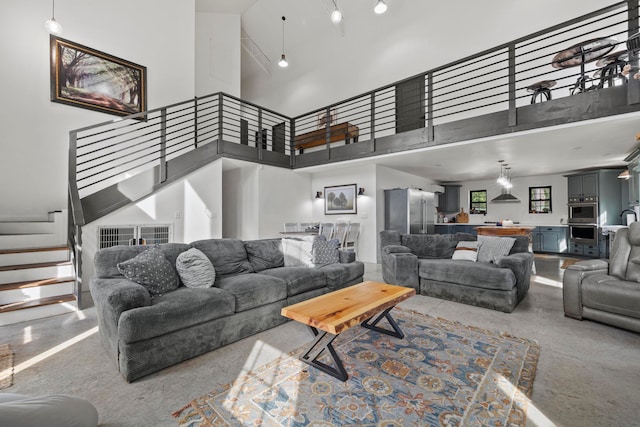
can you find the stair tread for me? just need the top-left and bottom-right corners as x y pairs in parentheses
(0, 294), (76, 313)
(0, 246), (69, 255)
(0, 260), (72, 272)
(0, 277), (76, 291)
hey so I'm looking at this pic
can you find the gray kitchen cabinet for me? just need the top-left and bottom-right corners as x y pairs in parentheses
(567, 173), (598, 202)
(532, 226), (568, 254)
(438, 185), (461, 213)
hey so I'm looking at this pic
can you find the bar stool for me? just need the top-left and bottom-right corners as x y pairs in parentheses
(595, 50), (628, 89)
(526, 80), (556, 104)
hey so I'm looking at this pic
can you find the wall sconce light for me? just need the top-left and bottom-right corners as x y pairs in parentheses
(315, 191), (323, 199)
(358, 187), (365, 196)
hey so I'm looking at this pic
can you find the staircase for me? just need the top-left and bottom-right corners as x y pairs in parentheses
(0, 212), (78, 326)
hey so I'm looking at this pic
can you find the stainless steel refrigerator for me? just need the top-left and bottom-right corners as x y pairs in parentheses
(384, 188), (435, 234)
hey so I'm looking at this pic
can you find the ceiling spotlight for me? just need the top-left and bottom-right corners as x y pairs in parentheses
(44, 0), (63, 34)
(374, 0), (388, 14)
(278, 16), (288, 68)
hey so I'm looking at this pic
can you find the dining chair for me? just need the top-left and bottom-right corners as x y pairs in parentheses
(319, 223), (334, 240)
(300, 222), (318, 233)
(283, 222), (299, 232)
(343, 222), (360, 253)
(332, 221), (349, 247)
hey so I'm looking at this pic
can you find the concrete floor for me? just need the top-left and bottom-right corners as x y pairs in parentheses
(2, 255), (640, 426)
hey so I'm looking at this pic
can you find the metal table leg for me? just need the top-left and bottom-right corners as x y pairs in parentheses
(300, 327), (348, 382)
(361, 307), (405, 338)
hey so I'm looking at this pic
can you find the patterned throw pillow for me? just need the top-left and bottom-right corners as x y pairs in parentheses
(176, 248), (216, 288)
(117, 246), (179, 295)
(451, 241), (481, 262)
(312, 239), (340, 266)
(477, 236), (516, 264)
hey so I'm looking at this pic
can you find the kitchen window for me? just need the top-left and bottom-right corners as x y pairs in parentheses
(530, 186), (552, 213)
(469, 190), (487, 214)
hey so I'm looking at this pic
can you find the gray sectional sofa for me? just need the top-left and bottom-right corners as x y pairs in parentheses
(90, 238), (364, 382)
(380, 231), (534, 313)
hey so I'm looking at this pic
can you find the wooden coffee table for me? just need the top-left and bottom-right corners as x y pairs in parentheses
(281, 281), (415, 381)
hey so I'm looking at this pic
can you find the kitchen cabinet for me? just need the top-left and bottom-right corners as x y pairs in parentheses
(567, 173), (598, 202)
(570, 241), (599, 258)
(532, 227), (568, 253)
(438, 185), (461, 213)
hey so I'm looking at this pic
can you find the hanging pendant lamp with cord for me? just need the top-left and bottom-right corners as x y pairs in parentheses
(374, 0), (388, 14)
(278, 16), (289, 68)
(45, 0), (63, 34)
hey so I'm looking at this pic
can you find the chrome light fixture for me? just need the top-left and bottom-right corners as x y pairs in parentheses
(374, 0), (388, 14)
(44, 0), (63, 35)
(496, 160), (508, 186)
(278, 16), (289, 68)
(330, 0), (343, 24)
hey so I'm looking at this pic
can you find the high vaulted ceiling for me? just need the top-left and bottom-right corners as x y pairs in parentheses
(197, 0), (640, 182)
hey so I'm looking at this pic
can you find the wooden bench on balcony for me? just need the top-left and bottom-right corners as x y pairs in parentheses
(294, 122), (359, 154)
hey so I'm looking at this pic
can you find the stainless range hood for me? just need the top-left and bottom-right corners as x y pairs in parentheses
(491, 191), (520, 203)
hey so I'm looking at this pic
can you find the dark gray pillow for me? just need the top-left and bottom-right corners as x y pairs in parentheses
(176, 248), (215, 288)
(313, 239), (340, 266)
(117, 246), (179, 295)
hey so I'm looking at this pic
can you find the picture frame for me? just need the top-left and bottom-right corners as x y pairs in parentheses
(324, 184), (357, 215)
(317, 108), (337, 129)
(50, 35), (147, 118)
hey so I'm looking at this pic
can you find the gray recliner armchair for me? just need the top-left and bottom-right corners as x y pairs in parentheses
(563, 222), (640, 333)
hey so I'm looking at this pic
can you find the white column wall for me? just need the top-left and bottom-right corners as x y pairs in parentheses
(0, 0), (196, 220)
(195, 13), (241, 97)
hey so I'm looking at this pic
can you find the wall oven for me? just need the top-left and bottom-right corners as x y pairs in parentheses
(568, 202), (598, 224)
(569, 224), (598, 245)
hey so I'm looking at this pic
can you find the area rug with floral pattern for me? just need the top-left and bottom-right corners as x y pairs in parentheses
(173, 309), (540, 426)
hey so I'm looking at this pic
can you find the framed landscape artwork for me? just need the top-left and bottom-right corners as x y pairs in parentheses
(50, 35), (147, 118)
(324, 184), (357, 215)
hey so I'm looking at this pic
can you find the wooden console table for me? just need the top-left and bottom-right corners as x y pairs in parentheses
(294, 122), (359, 153)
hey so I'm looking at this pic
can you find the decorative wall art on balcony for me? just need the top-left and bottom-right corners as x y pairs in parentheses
(317, 108), (337, 128)
(50, 35), (147, 117)
(324, 184), (357, 215)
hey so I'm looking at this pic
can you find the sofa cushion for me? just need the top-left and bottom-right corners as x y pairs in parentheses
(477, 236), (516, 264)
(176, 248), (215, 288)
(215, 274), (287, 312)
(260, 267), (327, 296)
(191, 239), (254, 282)
(582, 274), (640, 319)
(94, 243), (190, 279)
(451, 241), (481, 262)
(317, 262), (365, 290)
(418, 259), (516, 291)
(401, 233), (474, 259)
(118, 286), (236, 343)
(117, 246), (180, 295)
(244, 239), (284, 272)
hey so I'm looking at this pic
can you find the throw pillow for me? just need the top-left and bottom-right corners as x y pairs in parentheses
(312, 239), (340, 266)
(477, 236), (516, 264)
(451, 241), (481, 262)
(282, 236), (317, 267)
(117, 246), (179, 295)
(176, 248), (216, 288)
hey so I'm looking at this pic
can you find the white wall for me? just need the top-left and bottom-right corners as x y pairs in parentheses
(195, 13), (241, 97)
(0, 0), (195, 220)
(451, 173), (569, 225)
(82, 158), (223, 293)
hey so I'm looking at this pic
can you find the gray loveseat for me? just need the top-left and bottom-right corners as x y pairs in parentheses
(563, 222), (640, 333)
(380, 231), (534, 313)
(90, 238), (364, 382)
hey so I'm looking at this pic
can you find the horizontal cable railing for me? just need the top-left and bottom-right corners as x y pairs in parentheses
(69, 0), (638, 227)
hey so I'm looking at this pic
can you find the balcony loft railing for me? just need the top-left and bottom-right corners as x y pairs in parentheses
(68, 1), (640, 292)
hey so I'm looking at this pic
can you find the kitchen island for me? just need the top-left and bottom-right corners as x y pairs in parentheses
(474, 226), (537, 237)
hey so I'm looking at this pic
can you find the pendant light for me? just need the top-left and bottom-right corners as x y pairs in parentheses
(374, 0), (388, 14)
(330, 0), (343, 24)
(278, 16), (289, 68)
(44, 0), (63, 35)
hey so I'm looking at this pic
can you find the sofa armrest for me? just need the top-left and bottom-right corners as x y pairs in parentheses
(89, 278), (151, 359)
(562, 260), (609, 320)
(497, 252), (534, 302)
(381, 247), (419, 290)
(339, 250), (356, 263)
